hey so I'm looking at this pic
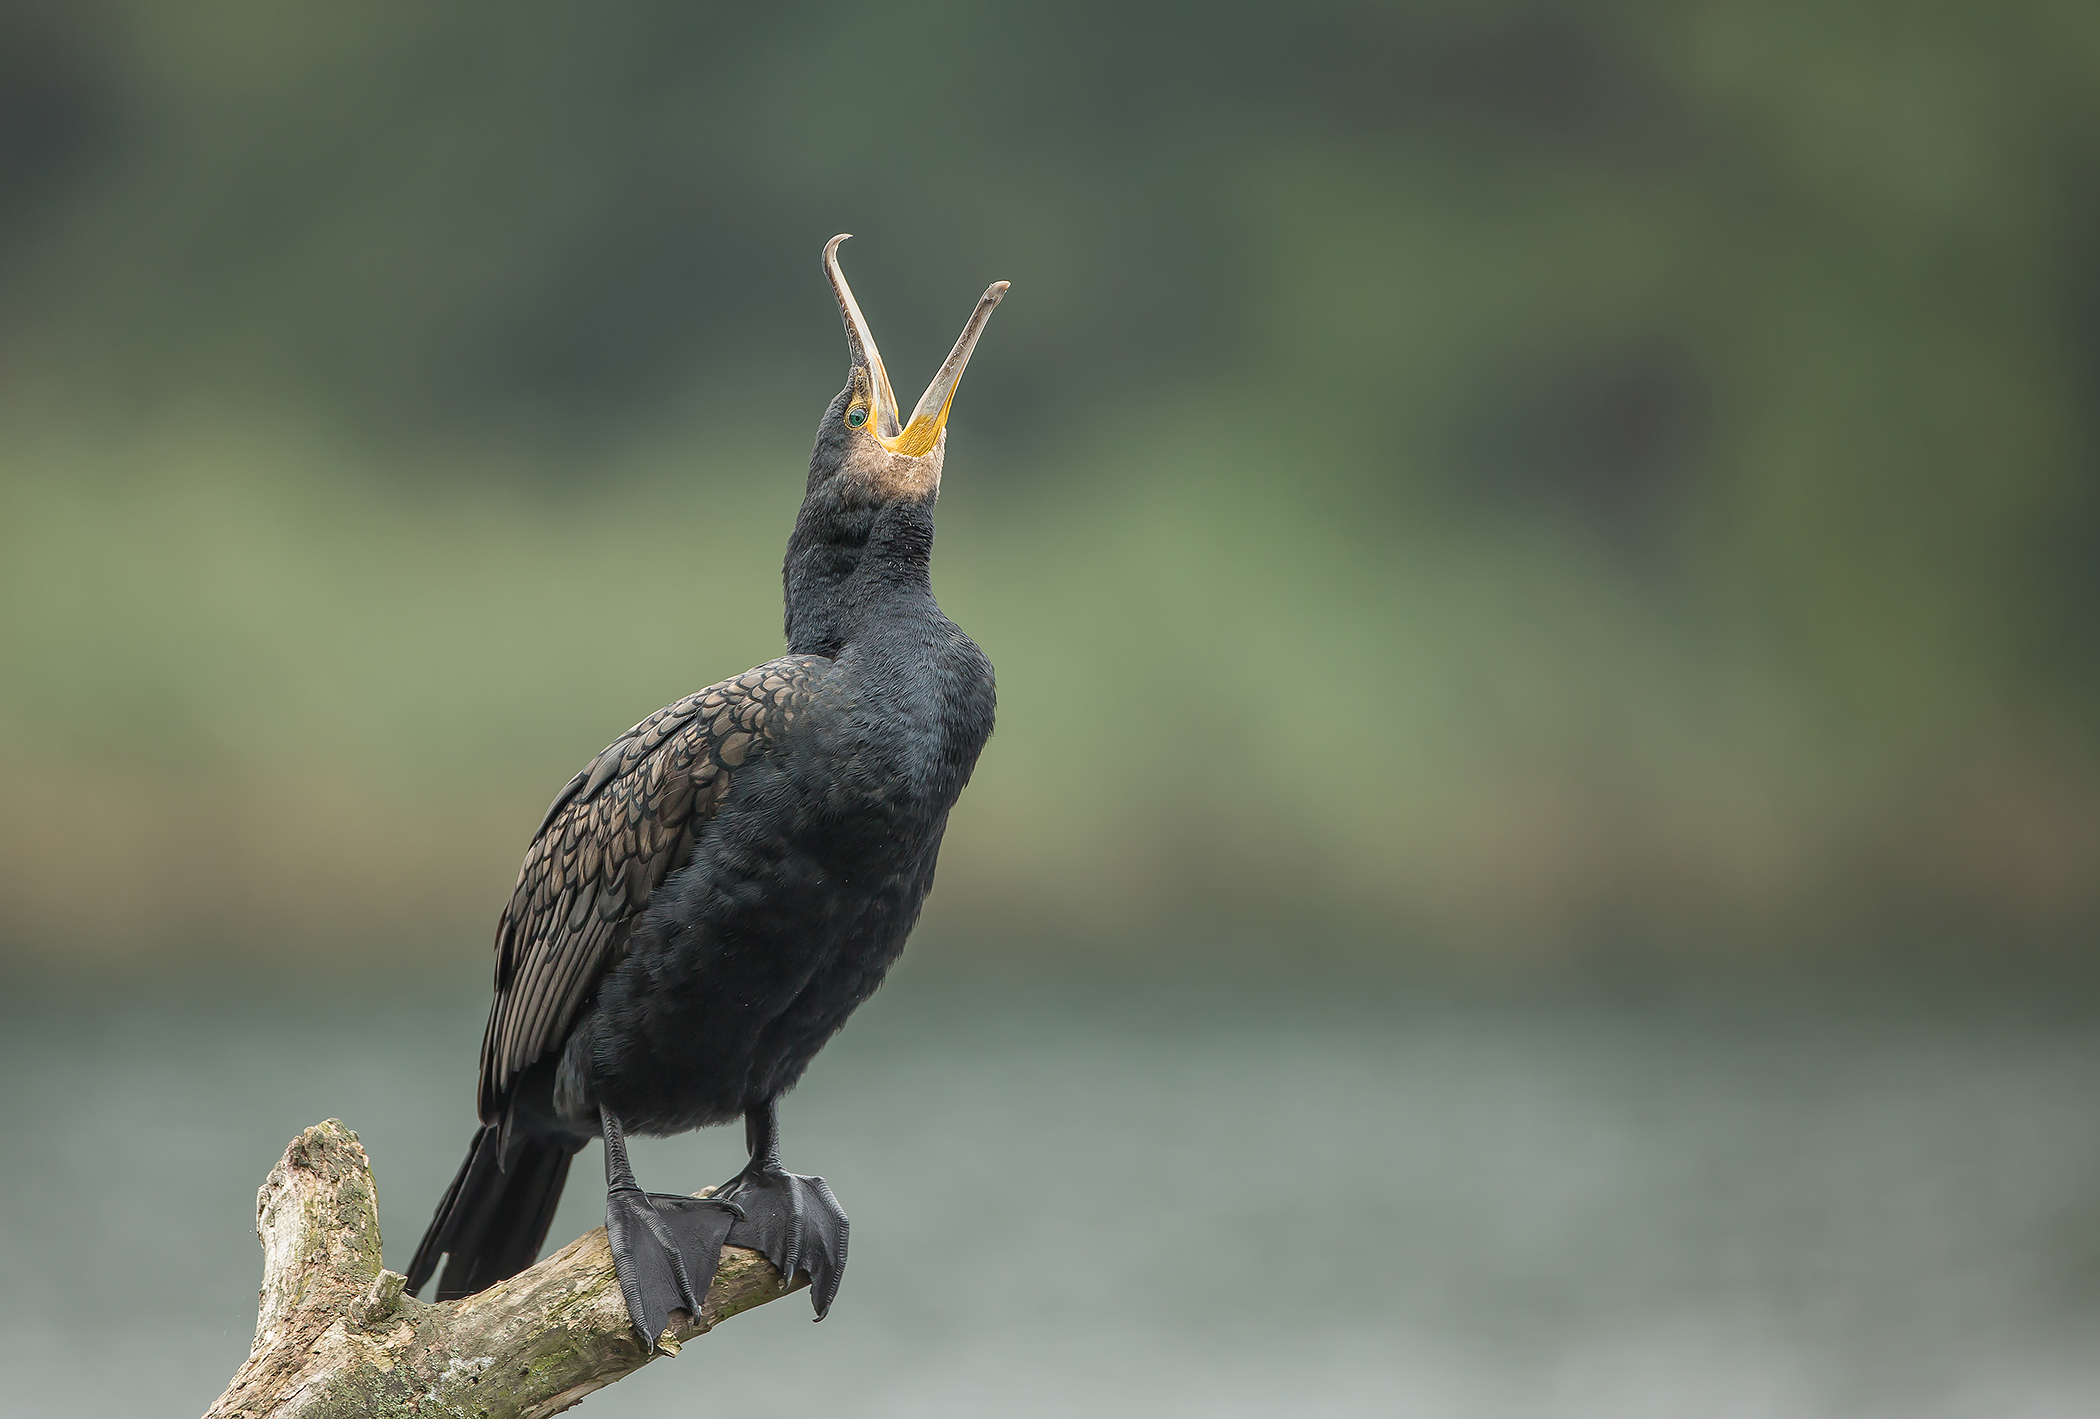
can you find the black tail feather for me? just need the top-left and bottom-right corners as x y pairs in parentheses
(405, 1124), (576, 1300)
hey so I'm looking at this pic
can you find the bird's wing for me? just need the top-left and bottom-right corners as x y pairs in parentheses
(476, 656), (824, 1118)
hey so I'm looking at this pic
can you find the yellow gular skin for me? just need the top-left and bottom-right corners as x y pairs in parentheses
(881, 397), (952, 459)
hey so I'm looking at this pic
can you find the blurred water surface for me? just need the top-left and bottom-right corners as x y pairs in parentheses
(1, 961), (2097, 1419)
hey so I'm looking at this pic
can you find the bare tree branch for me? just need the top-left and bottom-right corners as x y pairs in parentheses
(204, 1120), (797, 1418)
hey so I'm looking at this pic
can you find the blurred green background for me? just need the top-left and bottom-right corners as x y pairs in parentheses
(5, 5), (2100, 1417)
(7, 0), (2100, 974)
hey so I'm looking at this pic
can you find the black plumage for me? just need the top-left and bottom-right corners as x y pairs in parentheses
(406, 237), (1006, 1341)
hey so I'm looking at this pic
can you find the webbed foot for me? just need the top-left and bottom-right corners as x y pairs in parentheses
(605, 1185), (744, 1348)
(601, 1106), (742, 1348)
(716, 1164), (850, 1318)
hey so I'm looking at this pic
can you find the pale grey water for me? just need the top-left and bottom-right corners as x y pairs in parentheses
(2, 961), (2098, 1418)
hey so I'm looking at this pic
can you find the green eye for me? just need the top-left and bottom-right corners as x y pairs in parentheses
(845, 406), (867, 428)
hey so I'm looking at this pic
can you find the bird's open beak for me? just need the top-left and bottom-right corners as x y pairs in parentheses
(825, 234), (1008, 458)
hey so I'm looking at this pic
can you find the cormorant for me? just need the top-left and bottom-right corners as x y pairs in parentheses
(404, 236), (1006, 1345)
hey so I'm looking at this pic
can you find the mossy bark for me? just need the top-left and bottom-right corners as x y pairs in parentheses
(204, 1121), (796, 1419)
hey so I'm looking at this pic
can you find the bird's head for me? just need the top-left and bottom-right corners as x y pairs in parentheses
(786, 236), (1007, 651)
(812, 233), (1008, 506)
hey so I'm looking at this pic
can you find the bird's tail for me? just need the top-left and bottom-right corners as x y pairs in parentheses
(405, 1124), (576, 1300)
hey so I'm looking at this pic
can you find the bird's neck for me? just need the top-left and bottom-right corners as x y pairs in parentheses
(782, 496), (940, 657)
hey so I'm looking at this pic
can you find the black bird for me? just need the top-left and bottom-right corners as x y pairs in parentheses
(405, 236), (1006, 1345)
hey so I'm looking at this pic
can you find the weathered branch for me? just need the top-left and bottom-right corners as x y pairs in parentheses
(205, 1120), (797, 1419)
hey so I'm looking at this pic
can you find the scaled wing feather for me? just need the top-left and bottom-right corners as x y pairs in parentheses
(475, 657), (825, 1120)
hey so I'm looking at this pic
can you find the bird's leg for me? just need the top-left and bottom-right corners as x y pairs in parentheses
(600, 1105), (744, 1348)
(716, 1099), (850, 1319)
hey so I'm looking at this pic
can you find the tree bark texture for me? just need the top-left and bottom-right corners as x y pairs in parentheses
(203, 1120), (797, 1418)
